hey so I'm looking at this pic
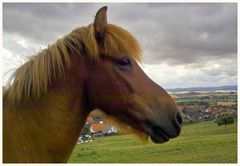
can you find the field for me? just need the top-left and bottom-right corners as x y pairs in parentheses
(68, 120), (237, 163)
(217, 102), (237, 106)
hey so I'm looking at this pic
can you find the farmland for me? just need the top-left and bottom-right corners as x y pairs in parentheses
(171, 89), (237, 123)
(68, 120), (237, 163)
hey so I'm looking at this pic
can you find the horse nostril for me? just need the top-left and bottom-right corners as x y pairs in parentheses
(170, 111), (182, 137)
(176, 111), (183, 126)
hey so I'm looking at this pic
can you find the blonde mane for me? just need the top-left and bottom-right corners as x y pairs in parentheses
(4, 24), (142, 104)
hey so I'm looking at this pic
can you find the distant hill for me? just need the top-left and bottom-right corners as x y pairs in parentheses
(167, 85), (237, 92)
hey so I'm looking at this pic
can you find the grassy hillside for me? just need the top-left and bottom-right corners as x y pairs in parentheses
(68, 120), (237, 163)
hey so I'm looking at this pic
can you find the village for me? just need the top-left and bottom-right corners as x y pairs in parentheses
(78, 88), (237, 143)
(77, 111), (118, 144)
(172, 89), (237, 123)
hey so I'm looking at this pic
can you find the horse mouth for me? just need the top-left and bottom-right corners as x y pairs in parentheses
(150, 126), (170, 143)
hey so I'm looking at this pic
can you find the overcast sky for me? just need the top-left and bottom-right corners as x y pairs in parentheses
(2, 3), (237, 89)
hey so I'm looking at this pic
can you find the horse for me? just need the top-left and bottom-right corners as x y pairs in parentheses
(3, 6), (182, 163)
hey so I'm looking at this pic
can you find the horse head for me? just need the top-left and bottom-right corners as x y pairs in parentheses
(83, 7), (182, 143)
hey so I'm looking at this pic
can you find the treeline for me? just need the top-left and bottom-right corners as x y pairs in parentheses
(177, 100), (209, 106)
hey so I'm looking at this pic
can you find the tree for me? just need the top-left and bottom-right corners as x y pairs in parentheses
(215, 114), (234, 133)
(81, 123), (91, 135)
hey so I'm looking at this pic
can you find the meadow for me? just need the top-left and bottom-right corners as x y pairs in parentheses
(68, 120), (237, 163)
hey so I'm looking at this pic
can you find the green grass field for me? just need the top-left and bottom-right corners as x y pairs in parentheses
(68, 120), (237, 163)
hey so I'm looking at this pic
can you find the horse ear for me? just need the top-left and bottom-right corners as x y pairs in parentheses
(94, 6), (108, 43)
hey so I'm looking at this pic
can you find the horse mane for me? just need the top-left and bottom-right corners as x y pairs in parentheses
(4, 24), (142, 104)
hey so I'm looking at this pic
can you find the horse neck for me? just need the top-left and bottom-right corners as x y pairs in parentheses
(3, 63), (89, 163)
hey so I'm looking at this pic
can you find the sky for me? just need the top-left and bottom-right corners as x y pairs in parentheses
(2, 3), (238, 89)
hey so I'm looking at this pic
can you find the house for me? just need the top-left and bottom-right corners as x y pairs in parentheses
(90, 122), (104, 134)
(89, 121), (118, 137)
(102, 125), (118, 136)
(77, 135), (93, 144)
(177, 105), (184, 112)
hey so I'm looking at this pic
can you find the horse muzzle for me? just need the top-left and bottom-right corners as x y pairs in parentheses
(148, 111), (183, 143)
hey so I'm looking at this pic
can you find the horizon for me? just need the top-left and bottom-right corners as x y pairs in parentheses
(166, 84), (237, 90)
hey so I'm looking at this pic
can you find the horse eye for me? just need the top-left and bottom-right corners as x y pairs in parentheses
(117, 57), (132, 69)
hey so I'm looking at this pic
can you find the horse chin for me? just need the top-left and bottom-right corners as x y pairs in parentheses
(97, 110), (169, 143)
(149, 126), (170, 144)
(102, 113), (150, 143)
(150, 135), (169, 144)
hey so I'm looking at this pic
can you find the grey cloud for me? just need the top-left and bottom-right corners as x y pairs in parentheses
(201, 58), (237, 78)
(3, 3), (102, 44)
(135, 4), (237, 65)
(3, 3), (237, 64)
(3, 3), (237, 88)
